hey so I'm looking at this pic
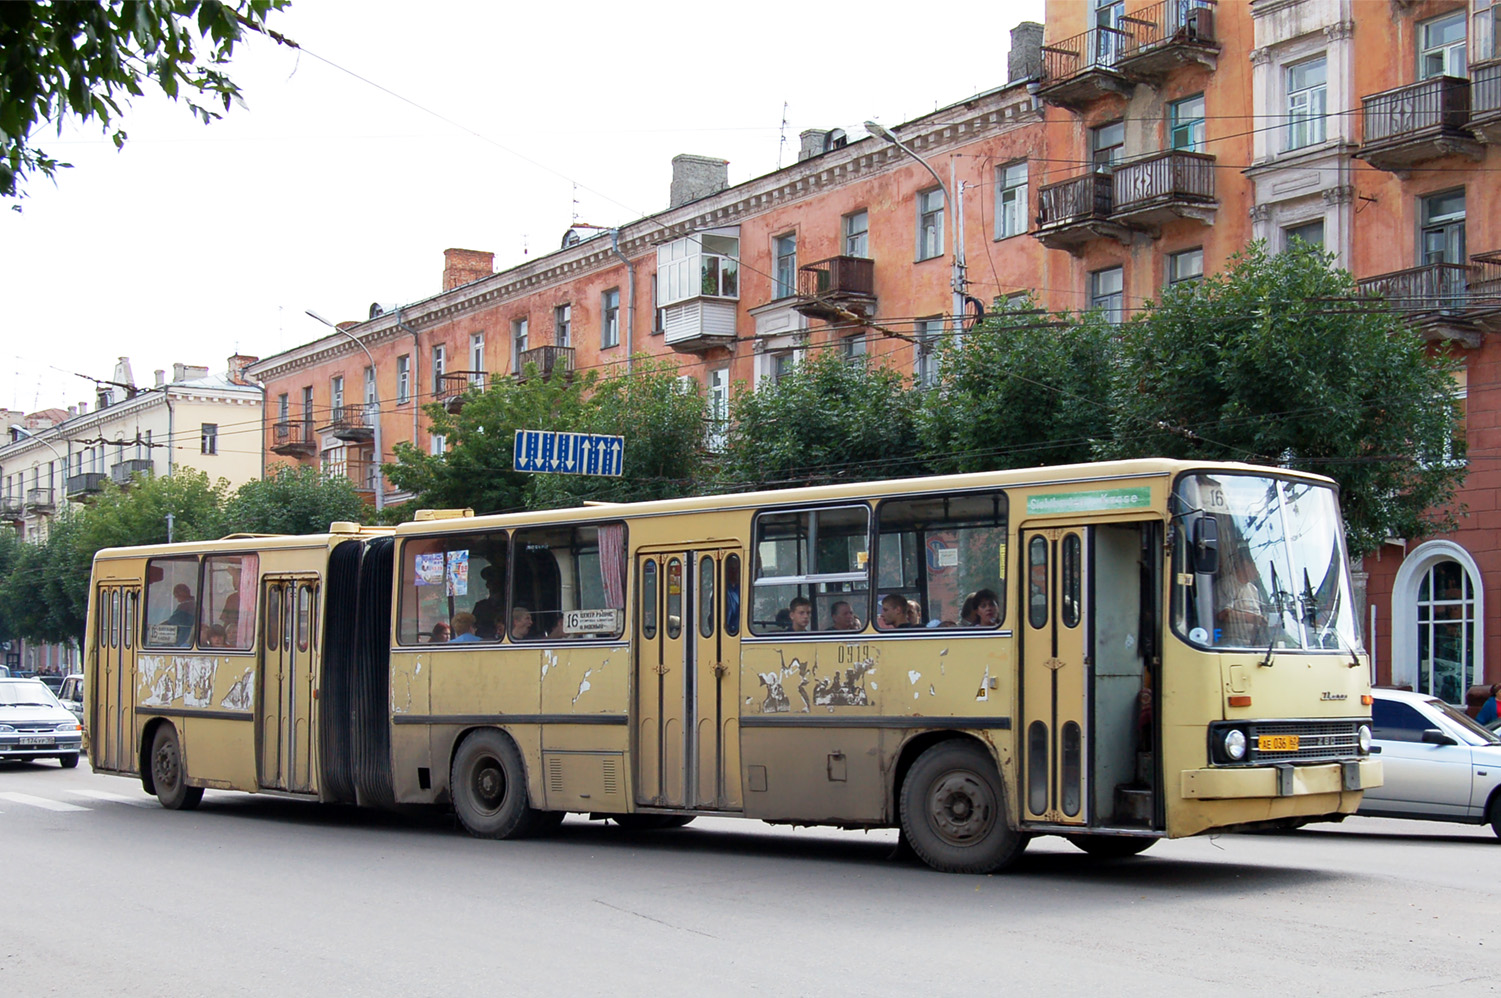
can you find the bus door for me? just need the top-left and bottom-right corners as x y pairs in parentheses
(94, 584), (139, 772)
(258, 576), (319, 793)
(635, 548), (742, 810)
(1020, 526), (1090, 827)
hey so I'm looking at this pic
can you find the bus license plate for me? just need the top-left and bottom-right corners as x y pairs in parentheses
(1258, 734), (1299, 752)
(18, 736), (54, 746)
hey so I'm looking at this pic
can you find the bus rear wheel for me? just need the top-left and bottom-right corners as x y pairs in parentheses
(1066, 834), (1155, 859)
(451, 729), (551, 839)
(150, 725), (204, 811)
(900, 741), (1025, 874)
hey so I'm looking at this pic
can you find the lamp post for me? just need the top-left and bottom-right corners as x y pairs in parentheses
(305, 311), (384, 511)
(864, 120), (967, 342)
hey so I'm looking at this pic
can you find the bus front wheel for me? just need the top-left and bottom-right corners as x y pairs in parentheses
(451, 729), (551, 839)
(150, 725), (204, 811)
(900, 741), (1025, 874)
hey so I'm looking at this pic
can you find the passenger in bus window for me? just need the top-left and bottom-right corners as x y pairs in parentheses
(165, 584), (197, 644)
(1215, 555), (1267, 646)
(788, 596), (812, 632)
(828, 600), (860, 631)
(200, 624), (227, 647)
(471, 566), (504, 640)
(450, 612), (481, 643)
(429, 622), (452, 643)
(906, 600), (923, 627)
(510, 607), (534, 641)
(544, 614), (566, 640)
(878, 593), (912, 629)
(960, 589), (1001, 627)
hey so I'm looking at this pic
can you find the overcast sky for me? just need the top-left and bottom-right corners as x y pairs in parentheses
(0, 0), (1044, 414)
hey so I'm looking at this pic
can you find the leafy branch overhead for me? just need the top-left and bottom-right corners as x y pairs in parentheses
(0, 0), (289, 199)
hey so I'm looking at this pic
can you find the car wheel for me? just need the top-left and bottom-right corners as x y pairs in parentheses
(58, 753), (79, 769)
(150, 725), (204, 810)
(1488, 793), (1501, 841)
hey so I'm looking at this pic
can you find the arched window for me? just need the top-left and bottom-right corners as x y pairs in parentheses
(1392, 541), (1483, 703)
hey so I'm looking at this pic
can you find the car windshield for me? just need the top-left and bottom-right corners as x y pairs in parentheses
(0, 680), (63, 708)
(1172, 473), (1362, 653)
(1428, 698), (1501, 746)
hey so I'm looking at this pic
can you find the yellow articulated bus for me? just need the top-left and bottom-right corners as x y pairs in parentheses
(85, 459), (1380, 873)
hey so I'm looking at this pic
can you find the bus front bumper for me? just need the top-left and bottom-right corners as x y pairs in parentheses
(1181, 759), (1382, 800)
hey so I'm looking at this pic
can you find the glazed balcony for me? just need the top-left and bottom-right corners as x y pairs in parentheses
(794, 256), (876, 321)
(1472, 60), (1501, 144)
(1358, 259), (1501, 348)
(1038, 27), (1136, 110)
(1111, 150), (1217, 228)
(323, 403), (376, 443)
(1356, 76), (1481, 173)
(109, 458), (154, 485)
(1034, 171), (1124, 251)
(271, 420), (317, 457)
(516, 345), (574, 382)
(25, 487), (56, 512)
(1114, 0), (1219, 82)
(65, 473), (106, 502)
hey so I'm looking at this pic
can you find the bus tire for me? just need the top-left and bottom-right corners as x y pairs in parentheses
(150, 725), (204, 811)
(451, 729), (546, 839)
(900, 740), (1025, 874)
(613, 814), (695, 831)
(1066, 834), (1155, 859)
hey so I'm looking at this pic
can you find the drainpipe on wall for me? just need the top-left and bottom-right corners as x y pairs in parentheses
(609, 229), (636, 374)
(396, 306), (422, 458)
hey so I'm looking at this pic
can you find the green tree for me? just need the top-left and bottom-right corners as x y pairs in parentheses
(919, 302), (1115, 473)
(1, 0), (289, 199)
(221, 465), (368, 534)
(1100, 241), (1465, 556)
(0, 527), (24, 645)
(718, 350), (925, 490)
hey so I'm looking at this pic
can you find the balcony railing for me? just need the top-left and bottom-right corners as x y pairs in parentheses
(1472, 60), (1501, 142)
(271, 420), (318, 456)
(110, 458), (154, 485)
(1112, 150), (1215, 213)
(0, 495), (22, 519)
(1041, 27), (1132, 84)
(1358, 76), (1478, 170)
(1037, 170), (1115, 228)
(517, 346), (575, 381)
(326, 458), (379, 494)
(1039, 2), (1216, 106)
(325, 403), (377, 442)
(25, 487), (56, 511)
(65, 473), (106, 500)
(1359, 262), (1472, 308)
(435, 371), (482, 412)
(1356, 260), (1501, 346)
(797, 256), (875, 299)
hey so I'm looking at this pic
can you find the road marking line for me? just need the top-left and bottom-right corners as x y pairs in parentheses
(0, 791), (90, 812)
(71, 789), (159, 808)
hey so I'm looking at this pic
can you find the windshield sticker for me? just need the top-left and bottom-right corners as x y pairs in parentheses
(1027, 488), (1151, 516)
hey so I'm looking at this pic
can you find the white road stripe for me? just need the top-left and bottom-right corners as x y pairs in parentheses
(0, 791), (90, 812)
(71, 788), (159, 808)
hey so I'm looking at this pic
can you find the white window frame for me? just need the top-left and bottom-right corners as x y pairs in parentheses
(554, 304), (572, 348)
(1391, 541), (1485, 703)
(656, 230), (741, 307)
(511, 317), (529, 372)
(1167, 247), (1204, 286)
(916, 189), (944, 261)
(1286, 56), (1328, 151)
(431, 344), (446, 395)
(602, 289), (620, 349)
(773, 233), (798, 298)
(1090, 266), (1124, 324)
(330, 375), (344, 419)
(1283, 218), (1326, 251)
(396, 355), (411, 405)
(200, 423), (217, 456)
(1418, 11), (1467, 80)
(843, 210), (869, 258)
(995, 161), (1028, 240)
(915, 318), (943, 387)
(469, 333), (485, 384)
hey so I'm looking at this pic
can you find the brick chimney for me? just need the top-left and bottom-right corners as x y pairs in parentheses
(669, 154), (729, 208)
(1008, 21), (1044, 84)
(442, 248), (495, 292)
(227, 354), (258, 385)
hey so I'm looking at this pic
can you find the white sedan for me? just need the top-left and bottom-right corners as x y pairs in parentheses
(1361, 687), (1501, 838)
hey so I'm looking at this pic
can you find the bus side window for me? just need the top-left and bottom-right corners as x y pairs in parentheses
(297, 584), (312, 653)
(1061, 534), (1081, 628)
(143, 556), (200, 648)
(266, 586), (282, 652)
(699, 555), (716, 638)
(724, 554), (741, 636)
(641, 560), (658, 640)
(110, 590), (121, 648)
(666, 558), (683, 640)
(1028, 536), (1049, 629)
(123, 591), (134, 648)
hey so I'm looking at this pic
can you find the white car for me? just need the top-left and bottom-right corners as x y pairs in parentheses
(0, 677), (84, 768)
(1361, 688), (1501, 838)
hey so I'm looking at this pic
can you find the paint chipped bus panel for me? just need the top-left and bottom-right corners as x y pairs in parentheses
(85, 459), (1380, 873)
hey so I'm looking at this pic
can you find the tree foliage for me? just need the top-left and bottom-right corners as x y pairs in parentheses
(0, 0), (288, 199)
(221, 465), (368, 534)
(1099, 241), (1465, 556)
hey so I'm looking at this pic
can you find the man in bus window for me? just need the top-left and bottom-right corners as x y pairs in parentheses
(788, 596), (812, 632)
(511, 606), (534, 641)
(165, 583), (197, 645)
(878, 593), (912, 629)
(1215, 555), (1267, 646)
(472, 566), (504, 640)
(450, 612), (481, 643)
(828, 600), (860, 631)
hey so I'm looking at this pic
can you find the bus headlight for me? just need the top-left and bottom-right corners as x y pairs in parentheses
(1357, 724), (1372, 753)
(1223, 728), (1248, 762)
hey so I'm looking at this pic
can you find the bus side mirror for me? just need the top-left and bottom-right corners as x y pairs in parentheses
(1191, 517), (1219, 575)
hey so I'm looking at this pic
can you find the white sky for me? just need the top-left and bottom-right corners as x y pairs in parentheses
(0, 0), (1043, 414)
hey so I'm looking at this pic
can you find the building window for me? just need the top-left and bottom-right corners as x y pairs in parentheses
(469, 333), (485, 384)
(430, 433), (447, 456)
(995, 161), (1028, 239)
(277, 393), (289, 423)
(1170, 94), (1206, 152)
(511, 317), (528, 372)
(363, 366), (376, 408)
(1420, 189), (1466, 266)
(842, 333), (868, 362)
(553, 305), (571, 348)
(1167, 248), (1204, 286)
(915, 318), (943, 387)
(1090, 266), (1124, 323)
(602, 289), (620, 348)
(1416, 558), (1478, 702)
(1091, 120), (1124, 165)
(707, 367), (729, 452)
(1284, 219), (1325, 250)
(657, 231), (740, 307)
(774, 234), (797, 298)
(301, 387), (314, 428)
(916, 189), (945, 261)
(844, 210), (869, 258)
(1094, 0), (1124, 65)
(431, 344), (445, 394)
(1286, 56), (1327, 150)
(201, 423), (217, 455)
(396, 355), (411, 405)
(1419, 11), (1467, 79)
(330, 375), (344, 420)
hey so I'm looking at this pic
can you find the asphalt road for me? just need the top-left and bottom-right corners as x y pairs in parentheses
(2, 760), (1497, 997)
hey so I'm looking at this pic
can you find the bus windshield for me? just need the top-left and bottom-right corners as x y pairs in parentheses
(1172, 473), (1362, 654)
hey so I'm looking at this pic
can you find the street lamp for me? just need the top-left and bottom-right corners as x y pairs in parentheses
(8, 424), (63, 462)
(304, 311), (384, 511)
(864, 120), (968, 341)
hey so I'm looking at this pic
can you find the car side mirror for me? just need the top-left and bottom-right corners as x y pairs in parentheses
(1420, 728), (1457, 746)
(1191, 516), (1219, 575)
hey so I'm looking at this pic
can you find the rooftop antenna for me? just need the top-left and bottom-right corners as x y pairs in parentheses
(571, 182), (581, 225)
(776, 101), (789, 169)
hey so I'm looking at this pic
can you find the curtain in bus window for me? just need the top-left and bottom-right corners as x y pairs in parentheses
(143, 556), (199, 648)
(597, 523), (626, 609)
(202, 554), (258, 650)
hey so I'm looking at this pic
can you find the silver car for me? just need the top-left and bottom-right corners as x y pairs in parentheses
(0, 677), (84, 768)
(1362, 688), (1501, 838)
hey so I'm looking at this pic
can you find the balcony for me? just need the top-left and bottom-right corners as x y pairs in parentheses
(1, 495), (24, 521)
(65, 474), (106, 502)
(1110, 150), (1217, 229)
(1358, 259), (1501, 348)
(323, 404), (376, 443)
(1472, 60), (1501, 144)
(25, 487), (56, 512)
(793, 256), (876, 322)
(326, 457), (379, 496)
(109, 459), (154, 485)
(435, 371), (484, 414)
(271, 420), (318, 457)
(663, 298), (738, 353)
(1356, 76), (1482, 173)
(1114, 0), (1219, 82)
(1038, 27), (1136, 110)
(516, 346), (575, 383)
(1034, 171), (1123, 251)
